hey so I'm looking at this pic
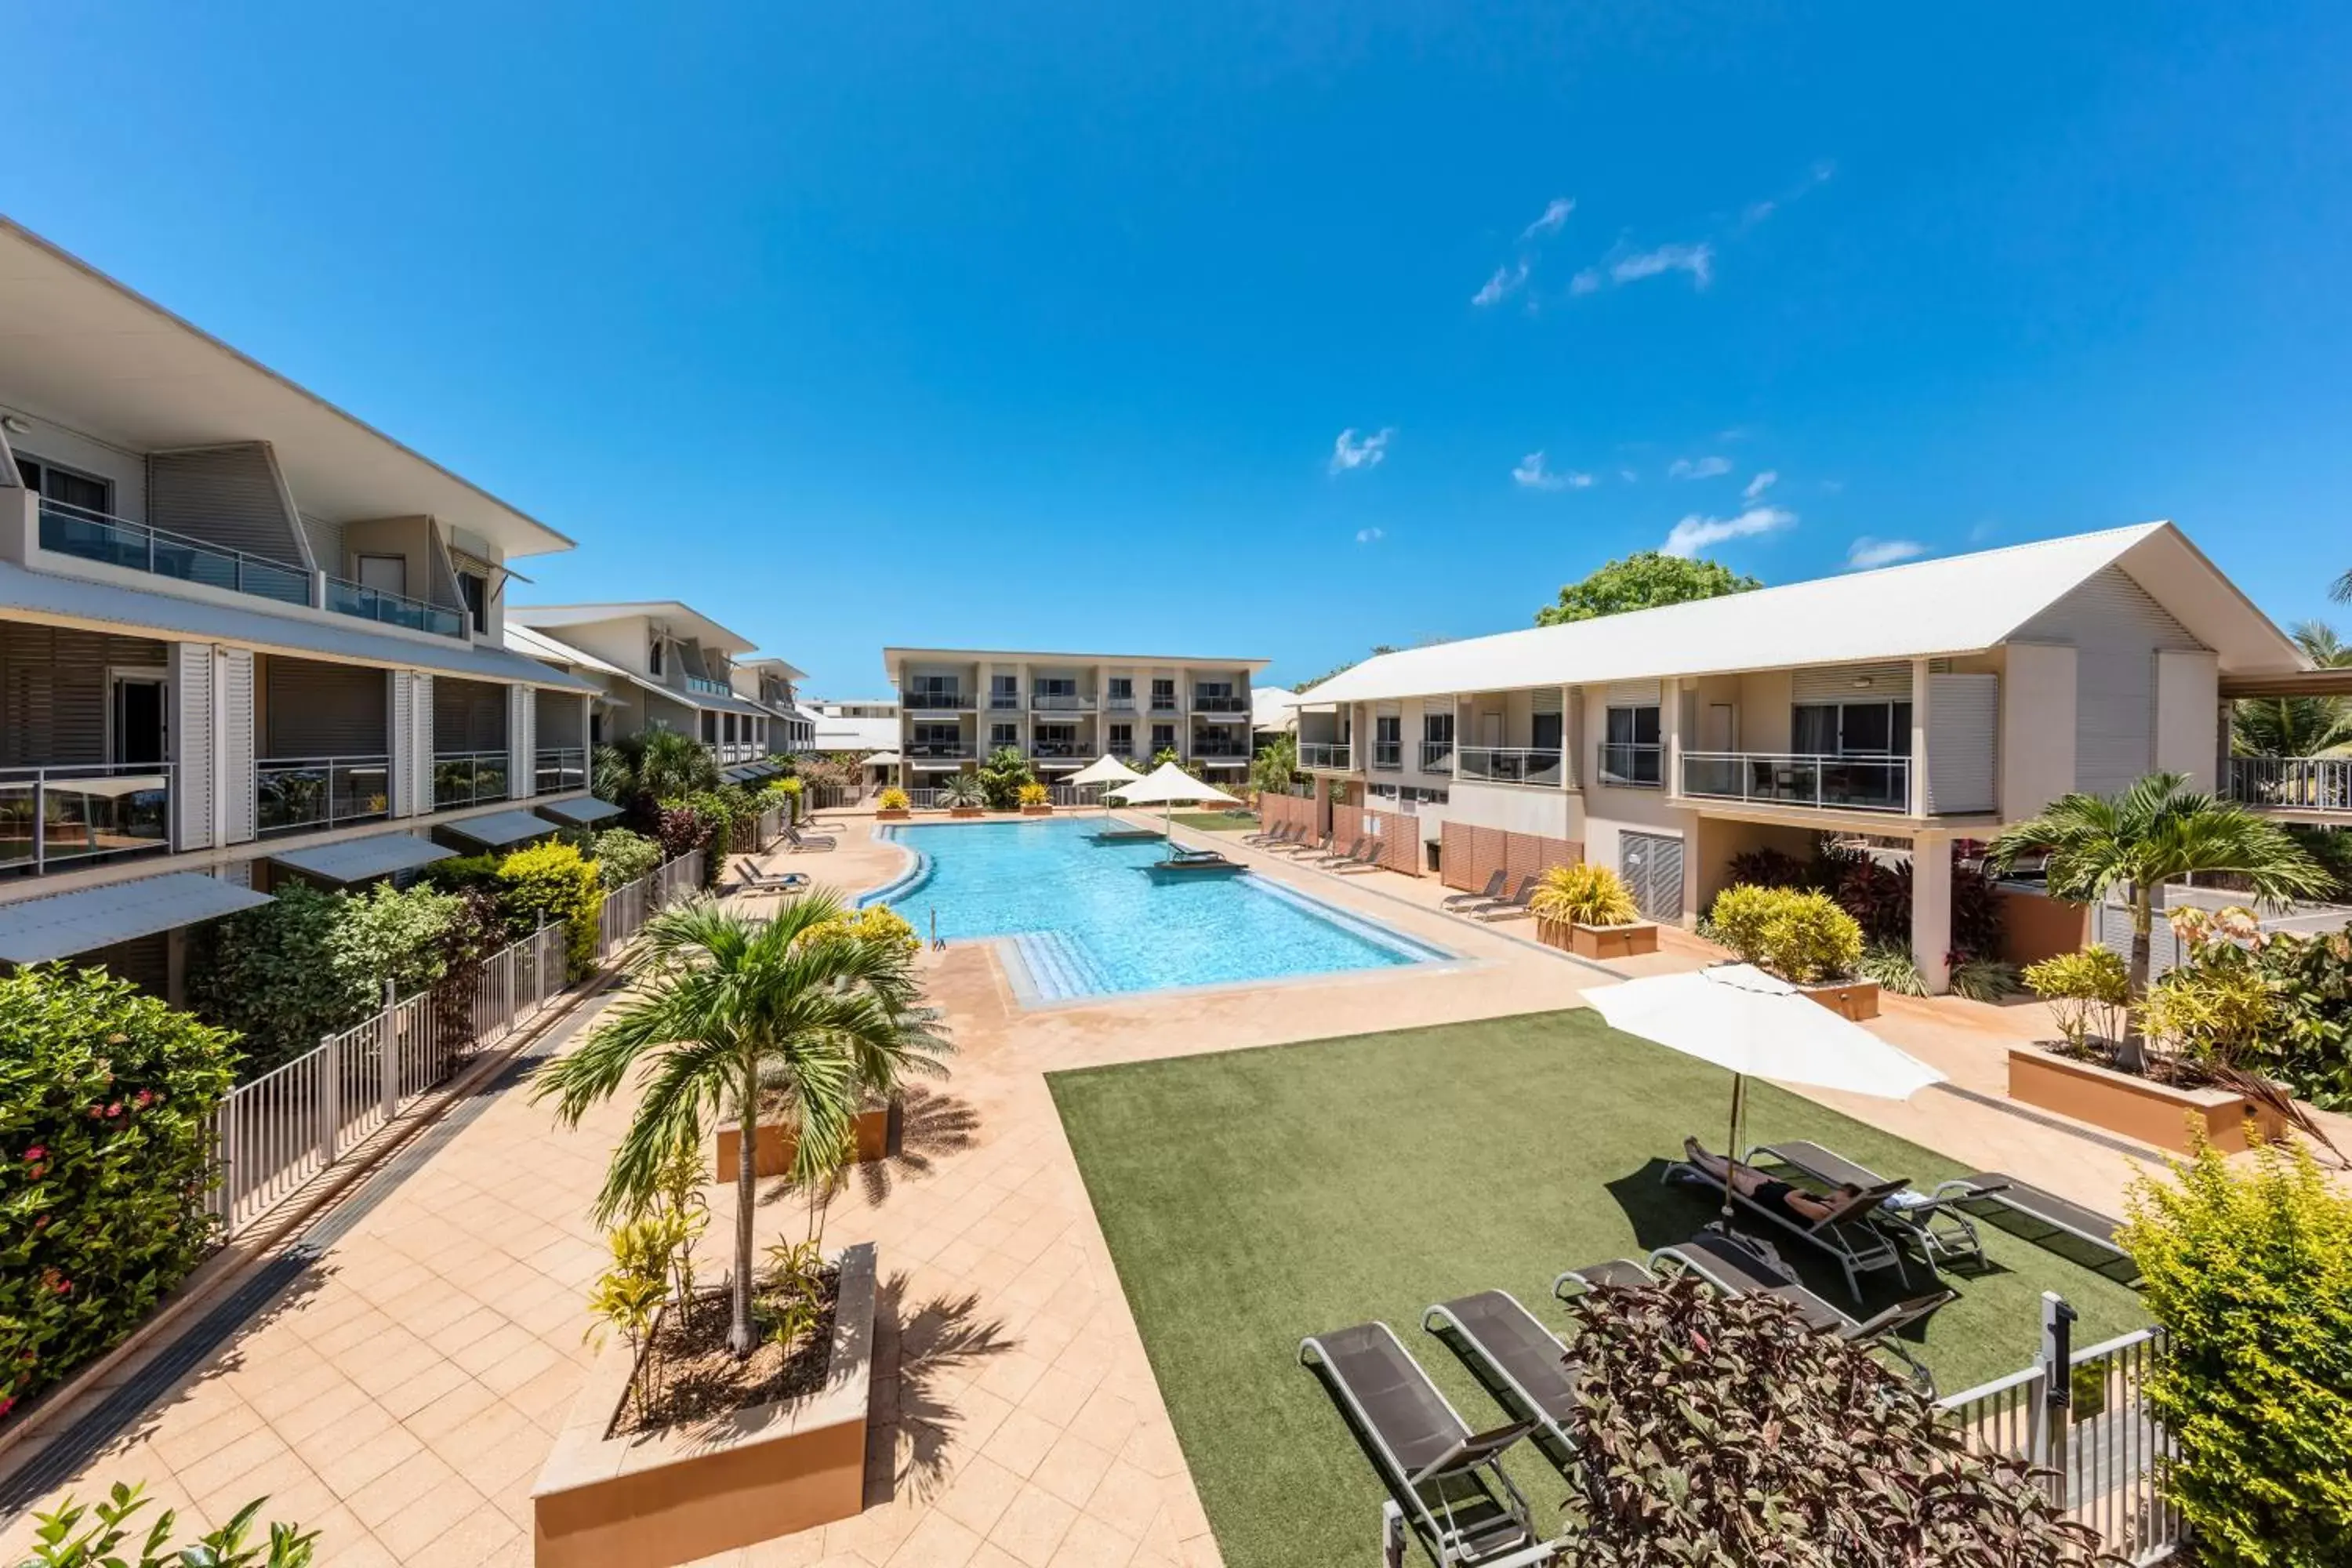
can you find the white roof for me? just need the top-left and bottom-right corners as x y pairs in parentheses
(815, 714), (900, 752)
(0, 220), (570, 560)
(268, 833), (452, 884)
(511, 602), (757, 655)
(0, 873), (273, 963)
(1300, 523), (2302, 705)
(503, 622), (764, 717)
(1253, 686), (1298, 730)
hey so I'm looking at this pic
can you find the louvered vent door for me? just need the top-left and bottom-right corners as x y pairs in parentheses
(1620, 830), (1686, 924)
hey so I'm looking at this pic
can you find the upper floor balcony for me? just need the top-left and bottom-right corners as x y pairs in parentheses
(1191, 694), (1249, 715)
(321, 574), (466, 638)
(904, 689), (976, 712)
(1597, 742), (1665, 789)
(685, 674), (731, 699)
(259, 755), (391, 837)
(1457, 746), (1564, 787)
(1030, 691), (1094, 712)
(2227, 756), (2352, 817)
(1680, 751), (1911, 814)
(1299, 742), (1352, 771)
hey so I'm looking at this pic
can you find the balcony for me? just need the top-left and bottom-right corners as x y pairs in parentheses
(1598, 743), (1665, 789)
(39, 499), (309, 608)
(1030, 692), (1093, 711)
(258, 756), (392, 837)
(0, 764), (173, 876)
(1031, 740), (1086, 759)
(906, 691), (975, 712)
(707, 741), (760, 764)
(1105, 694), (1138, 711)
(1192, 695), (1248, 714)
(906, 742), (975, 760)
(2228, 757), (2352, 814)
(1457, 747), (1563, 786)
(1149, 695), (1180, 713)
(322, 575), (466, 638)
(1370, 741), (1403, 771)
(1420, 740), (1454, 771)
(989, 692), (1022, 711)
(685, 675), (731, 698)
(1680, 752), (1911, 814)
(1192, 741), (1251, 760)
(1298, 742), (1352, 770)
(536, 747), (588, 795)
(434, 750), (511, 811)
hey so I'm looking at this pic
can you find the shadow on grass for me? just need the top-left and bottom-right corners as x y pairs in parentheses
(863, 1272), (1020, 1508)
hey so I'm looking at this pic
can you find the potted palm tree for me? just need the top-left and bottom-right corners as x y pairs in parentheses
(942, 771), (987, 818)
(875, 785), (911, 821)
(530, 895), (949, 1566)
(1529, 862), (1657, 958)
(1019, 781), (1053, 816)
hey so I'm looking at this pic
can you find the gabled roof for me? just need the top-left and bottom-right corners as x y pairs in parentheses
(505, 621), (630, 677)
(739, 655), (808, 681)
(510, 601), (757, 655)
(0, 220), (571, 560)
(1298, 523), (2303, 705)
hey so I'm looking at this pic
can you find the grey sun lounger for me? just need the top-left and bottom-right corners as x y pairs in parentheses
(1272, 832), (1332, 857)
(1245, 822), (1301, 848)
(1471, 879), (1536, 921)
(783, 825), (837, 851)
(734, 860), (811, 896)
(1650, 1230), (1955, 1394)
(1333, 840), (1388, 874)
(1755, 1140), (1988, 1272)
(1442, 872), (1508, 909)
(1665, 1152), (1916, 1300)
(1298, 1323), (1555, 1568)
(1930, 1172), (2142, 1285)
(1423, 1291), (1584, 1483)
(1549, 1257), (1657, 1299)
(1305, 836), (1370, 866)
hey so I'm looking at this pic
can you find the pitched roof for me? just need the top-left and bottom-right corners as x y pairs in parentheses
(1298, 523), (2301, 705)
(510, 601), (756, 655)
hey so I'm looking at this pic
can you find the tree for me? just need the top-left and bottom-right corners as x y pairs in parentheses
(593, 728), (720, 816)
(2234, 621), (2352, 759)
(1990, 772), (2328, 1066)
(1534, 551), (1762, 626)
(976, 746), (1033, 810)
(532, 895), (949, 1356)
(1249, 732), (1298, 797)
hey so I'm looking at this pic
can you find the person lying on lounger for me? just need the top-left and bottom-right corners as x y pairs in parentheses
(1681, 1138), (1860, 1226)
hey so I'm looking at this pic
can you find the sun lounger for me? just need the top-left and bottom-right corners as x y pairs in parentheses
(1549, 1257), (1657, 1299)
(1665, 1147), (1917, 1301)
(1305, 836), (1369, 866)
(1650, 1230), (1954, 1393)
(783, 825), (837, 852)
(733, 860), (810, 896)
(1272, 833), (1332, 857)
(1470, 879), (1535, 921)
(1929, 1172), (2141, 1285)
(1244, 822), (1300, 848)
(1298, 1322), (1550, 1568)
(1441, 871), (1508, 910)
(1423, 1291), (1584, 1483)
(1755, 1140), (1987, 1272)
(1333, 840), (1387, 875)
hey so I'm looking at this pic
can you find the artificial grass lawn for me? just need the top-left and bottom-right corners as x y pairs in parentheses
(1049, 1009), (2148, 1568)
(1168, 810), (1259, 831)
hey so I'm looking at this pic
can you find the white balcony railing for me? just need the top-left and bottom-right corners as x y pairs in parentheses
(1456, 746), (1564, 786)
(535, 746), (588, 795)
(1419, 741), (1454, 772)
(2229, 756), (2352, 813)
(0, 764), (174, 874)
(1298, 742), (1352, 770)
(1597, 742), (1666, 789)
(1680, 751), (1911, 813)
(1370, 741), (1403, 771)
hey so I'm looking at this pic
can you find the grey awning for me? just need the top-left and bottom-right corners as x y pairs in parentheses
(441, 808), (561, 849)
(267, 832), (453, 884)
(537, 796), (623, 826)
(0, 873), (273, 964)
(724, 764), (763, 784)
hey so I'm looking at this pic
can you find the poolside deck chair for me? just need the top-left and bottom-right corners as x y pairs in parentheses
(733, 860), (811, 897)
(1272, 832), (1333, 857)
(1423, 1291), (1584, 1483)
(1333, 840), (1388, 875)
(1440, 871), (1507, 909)
(1470, 878), (1535, 922)
(783, 824), (837, 852)
(1929, 1172), (2142, 1285)
(1245, 822), (1301, 848)
(1664, 1149), (1915, 1300)
(1298, 1323), (1551, 1568)
(1650, 1230), (1955, 1394)
(1305, 835), (1369, 866)
(1755, 1140), (1987, 1273)
(1549, 1257), (1657, 1300)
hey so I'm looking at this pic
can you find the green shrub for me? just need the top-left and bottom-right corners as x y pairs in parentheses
(0, 967), (238, 1422)
(2120, 1138), (2352, 1566)
(419, 851), (502, 895)
(18, 1480), (318, 1566)
(756, 778), (802, 822)
(495, 840), (604, 979)
(192, 883), (456, 1073)
(1856, 944), (1929, 996)
(675, 787), (753, 887)
(590, 828), (662, 891)
(977, 746), (1033, 810)
(799, 902), (921, 958)
(1948, 954), (2023, 1002)
(2022, 946), (2131, 1055)
(1708, 884), (1862, 984)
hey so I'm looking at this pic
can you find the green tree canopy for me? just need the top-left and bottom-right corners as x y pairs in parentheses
(1534, 551), (1762, 626)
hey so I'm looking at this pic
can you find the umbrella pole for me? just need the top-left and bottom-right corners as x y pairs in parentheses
(1722, 1074), (1744, 1229)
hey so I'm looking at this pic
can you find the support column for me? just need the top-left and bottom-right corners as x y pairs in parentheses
(1662, 678), (1685, 799)
(1911, 828), (1954, 995)
(1313, 771), (1334, 838)
(1910, 656), (1934, 815)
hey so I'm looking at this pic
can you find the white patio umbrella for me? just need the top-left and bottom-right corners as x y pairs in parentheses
(1068, 753), (1144, 815)
(1581, 964), (1944, 1225)
(1107, 760), (1241, 840)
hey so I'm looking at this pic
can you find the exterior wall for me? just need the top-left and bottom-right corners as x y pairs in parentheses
(1, 412), (151, 521)
(340, 516), (459, 608)
(1691, 816), (1815, 915)
(2154, 649), (2220, 792)
(2013, 565), (2206, 796)
(1998, 642), (2078, 820)
(553, 617), (662, 681)
(257, 656), (389, 757)
(1443, 779), (1577, 839)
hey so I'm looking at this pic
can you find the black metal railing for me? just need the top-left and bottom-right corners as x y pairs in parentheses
(433, 750), (511, 810)
(258, 756), (392, 836)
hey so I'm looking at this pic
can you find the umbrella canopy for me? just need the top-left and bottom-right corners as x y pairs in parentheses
(1107, 760), (1242, 839)
(1583, 964), (1944, 1223)
(1069, 754), (1146, 816)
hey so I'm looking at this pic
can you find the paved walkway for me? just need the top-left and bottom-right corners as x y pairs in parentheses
(0, 808), (2177, 1566)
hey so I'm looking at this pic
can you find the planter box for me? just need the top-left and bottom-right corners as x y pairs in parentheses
(1796, 978), (1880, 1021)
(712, 1099), (898, 1181)
(1566, 921), (1659, 960)
(2008, 1047), (2285, 1154)
(949, 806), (985, 819)
(533, 1242), (877, 1568)
(1021, 804), (1054, 816)
(876, 808), (909, 822)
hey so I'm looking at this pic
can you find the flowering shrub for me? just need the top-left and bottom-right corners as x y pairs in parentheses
(0, 967), (238, 1425)
(495, 840), (605, 979)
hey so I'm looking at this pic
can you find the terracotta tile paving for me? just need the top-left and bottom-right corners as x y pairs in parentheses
(0, 810), (2177, 1566)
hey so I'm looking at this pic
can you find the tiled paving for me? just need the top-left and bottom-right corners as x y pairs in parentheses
(0, 809), (2176, 1566)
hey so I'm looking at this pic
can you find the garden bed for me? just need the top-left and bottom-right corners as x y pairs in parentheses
(949, 805), (985, 819)
(712, 1097), (898, 1181)
(876, 807), (909, 821)
(532, 1242), (877, 1568)
(2007, 1047), (2283, 1153)
(1540, 919), (1659, 960)
(1022, 804), (1054, 816)
(1796, 977), (1880, 1021)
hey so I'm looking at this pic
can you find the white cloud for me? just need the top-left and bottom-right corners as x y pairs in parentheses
(1618, 466), (1639, 483)
(1846, 536), (1927, 570)
(1355, 527), (1385, 545)
(1668, 455), (1732, 481)
(1661, 506), (1795, 558)
(1612, 241), (1714, 289)
(1742, 470), (1779, 501)
(1329, 427), (1394, 475)
(1472, 260), (1529, 307)
(1512, 452), (1593, 492)
(1568, 268), (1603, 296)
(1520, 197), (1575, 240)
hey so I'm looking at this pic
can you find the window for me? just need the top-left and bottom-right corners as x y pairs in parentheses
(1037, 677), (1076, 697)
(701, 710), (718, 742)
(1151, 723), (1175, 751)
(1109, 722), (1133, 753)
(912, 674), (959, 702)
(357, 554), (408, 597)
(457, 572), (489, 633)
(1601, 705), (1663, 786)
(1422, 713), (1454, 744)
(1150, 678), (1176, 710)
(1195, 681), (1232, 698)
(15, 455), (111, 514)
(1108, 677), (1133, 700)
(1531, 711), (1563, 753)
(649, 638), (665, 676)
(991, 674), (1018, 709)
(1791, 701), (1913, 756)
(991, 723), (1019, 747)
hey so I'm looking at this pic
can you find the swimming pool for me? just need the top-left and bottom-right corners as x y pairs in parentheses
(864, 818), (1454, 1003)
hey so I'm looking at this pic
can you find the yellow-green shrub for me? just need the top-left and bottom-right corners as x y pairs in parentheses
(2119, 1138), (2352, 1566)
(1528, 862), (1640, 927)
(1018, 782), (1050, 807)
(799, 902), (920, 958)
(878, 786), (910, 811)
(496, 840), (605, 979)
(2022, 946), (2130, 1054)
(1708, 884), (1862, 984)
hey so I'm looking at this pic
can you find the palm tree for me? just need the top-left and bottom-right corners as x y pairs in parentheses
(533, 895), (949, 1357)
(939, 771), (988, 809)
(1990, 772), (2328, 1066)
(593, 727), (722, 809)
(1249, 733), (1298, 798)
(2232, 621), (2352, 760)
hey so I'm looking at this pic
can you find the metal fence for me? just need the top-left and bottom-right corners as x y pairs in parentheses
(205, 846), (705, 1239)
(1937, 1300), (2182, 1563)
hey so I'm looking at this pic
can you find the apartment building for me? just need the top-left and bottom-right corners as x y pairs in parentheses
(731, 656), (817, 755)
(506, 603), (787, 782)
(879, 648), (1269, 786)
(0, 218), (604, 998)
(1295, 523), (2328, 992)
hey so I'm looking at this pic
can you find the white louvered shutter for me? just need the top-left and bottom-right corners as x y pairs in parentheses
(171, 642), (216, 851)
(219, 648), (257, 844)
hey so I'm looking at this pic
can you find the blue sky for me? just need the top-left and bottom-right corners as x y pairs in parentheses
(13, 3), (2352, 693)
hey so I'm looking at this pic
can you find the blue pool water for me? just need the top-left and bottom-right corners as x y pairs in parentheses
(864, 818), (1451, 1002)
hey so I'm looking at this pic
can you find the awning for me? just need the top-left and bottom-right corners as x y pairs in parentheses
(724, 764), (764, 784)
(538, 796), (624, 826)
(441, 808), (561, 849)
(268, 832), (453, 884)
(864, 750), (902, 766)
(0, 873), (274, 964)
